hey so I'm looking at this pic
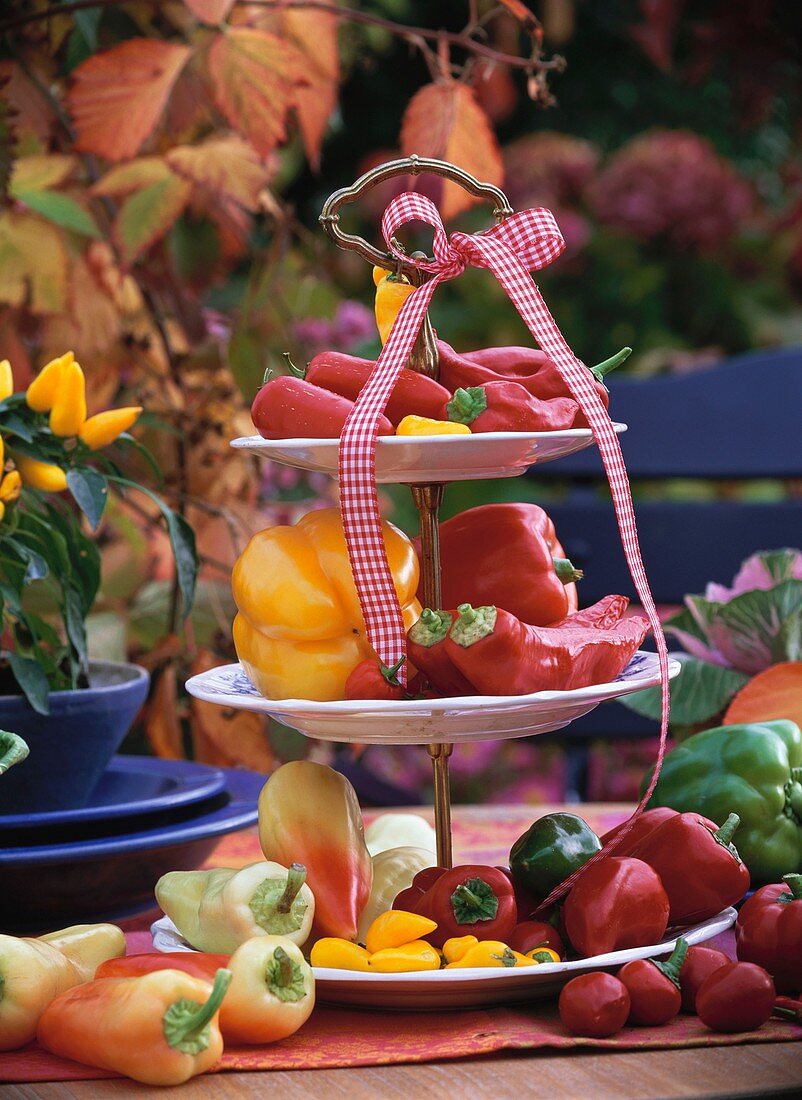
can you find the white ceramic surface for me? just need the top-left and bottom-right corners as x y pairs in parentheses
(151, 908), (736, 1010)
(185, 651), (679, 745)
(231, 424), (627, 484)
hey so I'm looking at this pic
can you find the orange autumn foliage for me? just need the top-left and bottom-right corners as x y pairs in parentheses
(723, 662), (802, 729)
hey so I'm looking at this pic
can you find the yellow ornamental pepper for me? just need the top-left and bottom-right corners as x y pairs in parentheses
(364, 910), (438, 954)
(155, 861), (314, 954)
(79, 406), (142, 450)
(442, 935), (479, 965)
(310, 939), (372, 972)
(26, 351), (74, 412)
(0, 359), (13, 402)
(396, 415), (471, 437)
(14, 455), (68, 492)
(369, 940), (441, 973)
(232, 507), (421, 701)
(0, 469), (23, 519)
(527, 947), (561, 964)
(357, 845), (435, 942)
(49, 360), (87, 437)
(444, 941), (538, 969)
(374, 268), (416, 345)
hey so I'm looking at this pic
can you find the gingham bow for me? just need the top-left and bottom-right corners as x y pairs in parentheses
(338, 192), (670, 904)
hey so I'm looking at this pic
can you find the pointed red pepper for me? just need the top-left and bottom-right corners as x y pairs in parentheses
(600, 807), (718, 858)
(406, 608), (476, 697)
(444, 382), (580, 433)
(251, 375), (393, 440)
(678, 945), (729, 1012)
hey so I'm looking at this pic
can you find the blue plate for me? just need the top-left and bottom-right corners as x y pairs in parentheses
(0, 766), (264, 932)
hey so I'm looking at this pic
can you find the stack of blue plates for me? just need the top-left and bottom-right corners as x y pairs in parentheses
(0, 756), (263, 932)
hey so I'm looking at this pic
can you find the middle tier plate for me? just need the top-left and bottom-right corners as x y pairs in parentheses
(185, 651), (678, 745)
(231, 424), (627, 484)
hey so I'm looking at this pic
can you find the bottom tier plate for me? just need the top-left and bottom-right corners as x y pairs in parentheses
(185, 651), (679, 744)
(151, 908), (736, 1010)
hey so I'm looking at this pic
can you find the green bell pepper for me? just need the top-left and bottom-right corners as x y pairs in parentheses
(509, 812), (602, 904)
(642, 719), (802, 885)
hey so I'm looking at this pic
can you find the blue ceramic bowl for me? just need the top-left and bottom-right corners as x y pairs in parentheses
(0, 661), (150, 814)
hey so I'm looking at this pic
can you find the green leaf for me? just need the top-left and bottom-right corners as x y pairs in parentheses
(64, 584), (89, 676)
(67, 467), (108, 530)
(115, 175), (191, 264)
(115, 433), (165, 489)
(7, 651), (50, 714)
(15, 189), (100, 238)
(621, 655), (750, 727)
(228, 328), (265, 399)
(712, 579), (802, 671)
(0, 412), (35, 443)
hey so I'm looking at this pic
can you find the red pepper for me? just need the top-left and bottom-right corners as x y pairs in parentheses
(735, 874), (802, 994)
(618, 937), (688, 1026)
(444, 600), (649, 696)
(420, 504), (581, 627)
(562, 857), (670, 957)
(678, 945), (729, 1013)
(251, 376), (394, 440)
(774, 996), (802, 1023)
(558, 973), (631, 1038)
(410, 865), (517, 948)
(507, 920), (564, 959)
(406, 609), (477, 696)
(392, 866), (448, 912)
(695, 962), (776, 1032)
(95, 953), (229, 983)
(303, 351), (451, 426)
(444, 383), (580, 433)
(601, 807), (715, 858)
(629, 812), (751, 924)
(344, 656), (407, 700)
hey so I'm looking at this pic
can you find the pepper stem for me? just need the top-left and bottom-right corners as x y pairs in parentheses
(162, 969), (231, 1054)
(265, 946), (307, 1003)
(714, 813), (741, 847)
(282, 352), (306, 378)
(277, 863), (307, 914)
(781, 874), (802, 901)
(590, 346), (631, 382)
(653, 936), (688, 989)
(0, 731), (29, 775)
(381, 657), (406, 685)
(457, 603), (477, 625)
(453, 883), (481, 909)
(553, 557), (584, 584)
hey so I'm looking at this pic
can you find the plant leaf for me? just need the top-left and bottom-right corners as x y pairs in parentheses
(114, 174), (192, 264)
(208, 27), (307, 158)
(91, 157), (173, 198)
(1, 412), (34, 443)
(64, 583), (89, 677)
(67, 467), (109, 530)
(8, 651), (50, 714)
(166, 136), (272, 210)
(278, 9), (339, 170)
(67, 39), (192, 162)
(621, 654), (750, 727)
(10, 154), (77, 193)
(14, 189), (100, 238)
(183, 0), (235, 24)
(400, 81), (503, 221)
(709, 579), (802, 673)
(0, 211), (68, 313)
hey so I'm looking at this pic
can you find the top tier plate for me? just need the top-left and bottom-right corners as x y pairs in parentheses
(231, 425), (627, 484)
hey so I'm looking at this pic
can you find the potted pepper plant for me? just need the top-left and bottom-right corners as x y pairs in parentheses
(0, 351), (197, 812)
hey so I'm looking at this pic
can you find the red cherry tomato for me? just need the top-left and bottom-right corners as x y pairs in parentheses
(679, 946), (730, 1013)
(696, 962), (776, 1033)
(508, 920), (564, 959)
(558, 972), (630, 1038)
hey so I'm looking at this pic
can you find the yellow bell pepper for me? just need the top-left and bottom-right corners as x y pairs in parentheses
(49, 360), (86, 437)
(79, 406), (142, 450)
(14, 454), (68, 492)
(369, 940), (441, 973)
(0, 359), (13, 402)
(364, 910), (438, 954)
(310, 938), (372, 972)
(232, 507), (421, 701)
(396, 415), (471, 437)
(373, 268), (416, 345)
(442, 935), (479, 965)
(26, 351), (73, 412)
(444, 941), (538, 969)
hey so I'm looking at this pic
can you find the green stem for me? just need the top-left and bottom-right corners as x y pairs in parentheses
(589, 346), (631, 382)
(162, 969), (231, 1054)
(714, 813), (740, 847)
(653, 936), (688, 989)
(553, 557), (583, 584)
(282, 352), (306, 379)
(381, 656), (406, 685)
(781, 874), (802, 901)
(457, 603), (477, 626)
(277, 863), (307, 914)
(452, 883), (481, 909)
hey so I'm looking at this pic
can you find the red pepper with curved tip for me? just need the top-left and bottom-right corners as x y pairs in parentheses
(444, 383), (580, 433)
(303, 351), (451, 426)
(421, 504), (581, 627)
(678, 945), (729, 1013)
(563, 857), (670, 957)
(96, 953), (229, 983)
(735, 874), (802, 993)
(600, 807), (715, 858)
(558, 973), (630, 1038)
(618, 937), (688, 1026)
(344, 656), (407, 700)
(251, 376), (394, 440)
(507, 920), (564, 959)
(406, 608), (477, 697)
(695, 962), (776, 1032)
(409, 865), (518, 948)
(630, 812), (751, 924)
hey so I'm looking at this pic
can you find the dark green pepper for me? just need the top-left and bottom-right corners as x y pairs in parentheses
(642, 719), (802, 885)
(509, 812), (602, 904)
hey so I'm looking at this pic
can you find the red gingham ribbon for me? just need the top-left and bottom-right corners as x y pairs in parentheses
(338, 192), (670, 904)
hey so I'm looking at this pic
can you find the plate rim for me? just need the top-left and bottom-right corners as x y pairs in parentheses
(231, 424), (628, 450)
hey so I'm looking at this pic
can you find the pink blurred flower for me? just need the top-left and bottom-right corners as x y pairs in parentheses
(292, 300), (375, 359)
(503, 132), (600, 211)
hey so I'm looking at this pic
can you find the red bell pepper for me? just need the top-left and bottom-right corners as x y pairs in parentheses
(444, 383), (580, 433)
(678, 945), (729, 1013)
(344, 656), (407, 700)
(558, 973), (630, 1038)
(618, 937), (688, 1026)
(404, 865), (517, 948)
(406, 609), (477, 697)
(420, 504), (581, 627)
(251, 376), (393, 440)
(629, 812), (751, 924)
(392, 866), (448, 912)
(735, 874), (802, 994)
(444, 600), (649, 696)
(303, 350), (451, 426)
(95, 953), (229, 982)
(507, 921), (565, 959)
(695, 962), (776, 1032)
(562, 857), (670, 957)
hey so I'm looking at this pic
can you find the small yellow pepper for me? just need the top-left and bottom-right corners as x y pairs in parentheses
(0, 469), (22, 523)
(527, 947), (561, 964)
(369, 940), (440, 973)
(444, 941), (538, 969)
(442, 935), (479, 965)
(26, 351), (74, 413)
(49, 360), (87, 437)
(364, 910), (438, 954)
(79, 407), (142, 450)
(396, 415), (471, 437)
(373, 267), (416, 345)
(310, 939), (372, 972)
(0, 359), (13, 402)
(14, 455), (68, 492)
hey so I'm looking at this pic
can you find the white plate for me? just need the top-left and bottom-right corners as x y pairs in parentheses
(231, 425), (627, 484)
(185, 652), (679, 745)
(151, 908), (736, 1010)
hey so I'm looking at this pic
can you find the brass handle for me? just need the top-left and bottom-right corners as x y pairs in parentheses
(319, 154), (514, 275)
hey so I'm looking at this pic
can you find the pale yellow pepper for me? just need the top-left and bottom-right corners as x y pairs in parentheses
(369, 940), (440, 973)
(14, 454), (68, 492)
(79, 406), (142, 450)
(310, 938), (372, 972)
(49, 359), (87, 437)
(26, 351), (74, 413)
(444, 941), (538, 969)
(396, 415), (471, 437)
(364, 910), (437, 954)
